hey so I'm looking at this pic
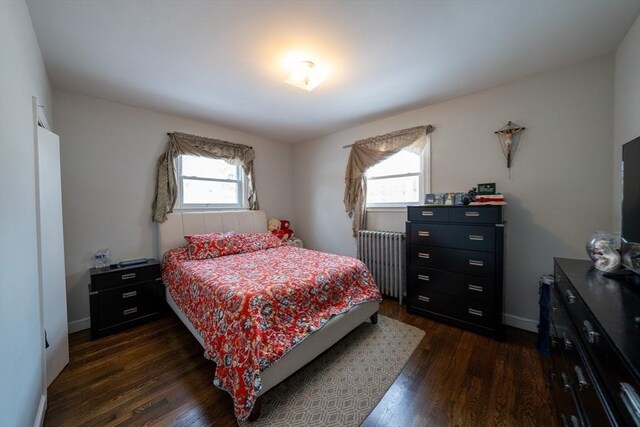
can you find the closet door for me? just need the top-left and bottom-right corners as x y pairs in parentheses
(37, 126), (69, 387)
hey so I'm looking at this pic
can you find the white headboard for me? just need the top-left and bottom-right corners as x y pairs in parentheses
(158, 210), (268, 258)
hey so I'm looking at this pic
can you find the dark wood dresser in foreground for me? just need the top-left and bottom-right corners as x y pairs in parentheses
(548, 258), (640, 426)
(89, 260), (165, 339)
(405, 205), (504, 339)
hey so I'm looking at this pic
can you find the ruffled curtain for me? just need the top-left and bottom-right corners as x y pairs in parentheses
(152, 132), (259, 223)
(343, 125), (434, 236)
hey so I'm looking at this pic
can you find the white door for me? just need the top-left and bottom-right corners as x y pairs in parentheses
(37, 126), (69, 387)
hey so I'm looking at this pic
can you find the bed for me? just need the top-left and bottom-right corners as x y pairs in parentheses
(158, 210), (381, 421)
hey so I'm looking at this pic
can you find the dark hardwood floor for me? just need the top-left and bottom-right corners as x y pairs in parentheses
(45, 300), (557, 426)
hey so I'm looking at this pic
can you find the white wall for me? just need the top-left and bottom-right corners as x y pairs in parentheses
(613, 14), (640, 232)
(0, 1), (52, 425)
(293, 55), (614, 328)
(53, 90), (294, 327)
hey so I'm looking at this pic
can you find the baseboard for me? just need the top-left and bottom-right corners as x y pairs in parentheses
(34, 393), (47, 427)
(503, 313), (538, 333)
(68, 317), (90, 333)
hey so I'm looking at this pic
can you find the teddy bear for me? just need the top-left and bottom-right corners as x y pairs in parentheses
(268, 218), (286, 240)
(279, 220), (294, 241)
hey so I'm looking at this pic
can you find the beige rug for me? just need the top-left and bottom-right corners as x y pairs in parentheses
(239, 315), (425, 427)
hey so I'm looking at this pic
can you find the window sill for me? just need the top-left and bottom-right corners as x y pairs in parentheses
(174, 206), (249, 212)
(365, 206), (410, 213)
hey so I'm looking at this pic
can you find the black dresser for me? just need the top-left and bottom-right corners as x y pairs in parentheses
(89, 260), (165, 339)
(547, 258), (640, 426)
(405, 205), (504, 339)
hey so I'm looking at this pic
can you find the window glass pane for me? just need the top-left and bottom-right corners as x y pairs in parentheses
(366, 175), (419, 204)
(182, 179), (239, 204)
(366, 150), (420, 178)
(181, 156), (238, 180)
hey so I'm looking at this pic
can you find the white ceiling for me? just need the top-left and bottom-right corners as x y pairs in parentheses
(27, 0), (640, 143)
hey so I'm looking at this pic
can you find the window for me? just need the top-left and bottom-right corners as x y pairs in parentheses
(177, 155), (247, 209)
(365, 148), (427, 207)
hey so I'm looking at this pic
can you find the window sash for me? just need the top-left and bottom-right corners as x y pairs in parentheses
(176, 156), (247, 209)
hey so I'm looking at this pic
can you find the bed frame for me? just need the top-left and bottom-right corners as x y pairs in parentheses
(157, 210), (379, 420)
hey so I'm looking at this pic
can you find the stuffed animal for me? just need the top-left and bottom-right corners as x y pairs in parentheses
(268, 218), (286, 240)
(280, 220), (294, 241)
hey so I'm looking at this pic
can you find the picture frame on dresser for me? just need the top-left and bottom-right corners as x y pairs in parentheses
(405, 205), (505, 339)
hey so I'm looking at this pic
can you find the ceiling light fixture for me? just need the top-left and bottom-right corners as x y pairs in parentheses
(284, 60), (327, 91)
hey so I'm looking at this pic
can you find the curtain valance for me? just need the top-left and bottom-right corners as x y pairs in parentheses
(343, 125), (434, 236)
(152, 132), (259, 223)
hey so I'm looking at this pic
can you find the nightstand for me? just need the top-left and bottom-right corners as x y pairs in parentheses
(88, 260), (165, 340)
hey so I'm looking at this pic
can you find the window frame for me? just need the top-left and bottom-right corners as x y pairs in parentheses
(175, 155), (249, 211)
(365, 137), (431, 209)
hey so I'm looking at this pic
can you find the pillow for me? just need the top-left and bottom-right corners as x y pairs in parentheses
(185, 231), (239, 260)
(236, 233), (285, 253)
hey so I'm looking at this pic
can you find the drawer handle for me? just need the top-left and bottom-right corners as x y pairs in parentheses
(418, 253), (430, 259)
(417, 295), (430, 302)
(570, 415), (580, 427)
(550, 337), (557, 348)
(565, 289), (576, 304)
(122, 273), (136, 280)
(583, 320), (600, 344)
(574, 366), (588, 391)
(469, 235), (484, 241)
(465, 211), (480, 217)
(562, 332), (573, 350)
(468, 284), (483, 292)
(620, 383), (640, 424)
(469, 259), (484, 267)
(122, 290), (137, 299)
(468, 308), (483, 317)
(417, 274), (430, 281)
(123, 307), (138, 316)
(418, 231), (430, 237)
(561, 372), (571, 392)
(551, 305), (558, 314)
(421, 211), (434, 216)
(555, 274), (562, 284)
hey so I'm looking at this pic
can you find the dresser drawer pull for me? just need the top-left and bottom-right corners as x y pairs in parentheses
(561, 372), (571, 392)
(574, 366), (588, 391)
(465, 211), (480, 217)
(417, 274), (430, 281)
(122, 291), (137, 299)
(468, 284), (483, 292)
(555, 274), (562, 284)
(122, 273), (136, 280)
(469, 235), (484, 241)
(469, 259), (484, 267)
(417, 295), (430, 303)
(417, 231), (430, 237)
(570, 415), (580, 427)
(468, 308), (483, 317)
(421, 211), (434, 216)
(123, 307), (138, 316)
(620, 382), (640, 424)
(565, 289), (576, 304)
(551, 305), (558, 314)
(582, 320), (600, 344)
(562, 333), (573, 350)
(418, 253), (430, 259)
(550, 337), (557, 348)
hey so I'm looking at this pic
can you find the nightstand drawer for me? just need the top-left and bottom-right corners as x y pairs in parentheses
(410, 246), (495, 277)
(97, 282), (161, 313)
(410, 223), (495, 252)
(90, 263), (160, 291)
(408, 206), (448, 222)
(448, 206), (501, 224)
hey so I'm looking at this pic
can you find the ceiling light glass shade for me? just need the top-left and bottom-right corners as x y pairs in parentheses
(284, 61), (327, 91)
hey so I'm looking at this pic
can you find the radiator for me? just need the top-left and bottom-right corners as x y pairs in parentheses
(357, 230), (405, 304)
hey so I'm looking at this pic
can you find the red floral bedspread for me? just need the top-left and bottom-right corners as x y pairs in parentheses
(162, 245), (382, 420)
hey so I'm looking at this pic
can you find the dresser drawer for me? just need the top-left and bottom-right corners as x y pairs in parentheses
(410, 223), (495, 252)
(408, 206), (448, 222)
(90, 263), (160, 291)
(408, 266), (493, 302)
(448, 206), (501, 224)
(410, 246), (495, 277)
(409, 289), (450, 315)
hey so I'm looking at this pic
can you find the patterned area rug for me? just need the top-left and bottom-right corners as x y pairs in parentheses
(239, 315), (425, 427)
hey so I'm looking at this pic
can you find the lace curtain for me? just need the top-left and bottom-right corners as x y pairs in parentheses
(152, 132), (259, 223)
(343, 125), (434, 236)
